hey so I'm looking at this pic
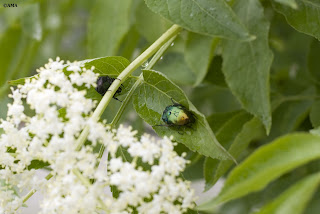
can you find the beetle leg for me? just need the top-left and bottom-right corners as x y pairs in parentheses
(115, 79), (124, 90)
(171, 98), (181, 105)
(105, 90), (123, 102)
(152, 124), (169, 127)
(113, 97), (122, 102)
(177, 126), (184, 135)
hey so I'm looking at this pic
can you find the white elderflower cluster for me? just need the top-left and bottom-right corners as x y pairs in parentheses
(0, 58), (195, 213)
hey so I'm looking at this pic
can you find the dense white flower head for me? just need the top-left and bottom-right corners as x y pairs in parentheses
(0, 58), (195, 213)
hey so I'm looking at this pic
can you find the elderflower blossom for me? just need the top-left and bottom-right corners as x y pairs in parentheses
(0, 58), (196, 213)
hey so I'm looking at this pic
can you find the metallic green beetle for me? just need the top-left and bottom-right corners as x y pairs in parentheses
(156, 99), (195, 129)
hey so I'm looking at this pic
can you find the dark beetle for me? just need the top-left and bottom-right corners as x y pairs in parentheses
(95, 76), (123, 102)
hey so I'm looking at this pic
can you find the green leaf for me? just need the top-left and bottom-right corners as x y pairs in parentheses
(20, 3), (42, 41)
(273, 0), (298, 9)
(308, 39), (320, 83)
(207, 110), (245, 133)
(135, 1), (171, 42)
(133, 69), (235, 160)
(84, 56), (130, 76)
(205, 117), (264, 191)
(222, 0), (273, 133)
(8, 77), (31, 86)
(185, 33), (217, 86)
(270, 14), (312, 83)
(208, 111), (252, 150)
(204, 110), (250, 190)
(197, 133), (320, 211)
(117, 27), (141, 60)
(310, 101), (320, 128)
(27, 160), (50, 170)
(58, 108), (67, 122)
(189, 84), (241, 115)
(144, 0), (252, 40)
(88, 0), (132, 57)
(268, 87), (315, 141)
(214, 117), (264, 182)
(254, 172), (320, 214)
(154, 52), (196, 85)
(186, 209), (199, 214)
(273, 0), (320, 40)
(204, 55), (227, 87)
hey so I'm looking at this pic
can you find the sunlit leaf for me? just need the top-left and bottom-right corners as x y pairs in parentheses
(255, 173), (320, 214)
(197, 133), (320, 211)
(84, 56), (130, 75)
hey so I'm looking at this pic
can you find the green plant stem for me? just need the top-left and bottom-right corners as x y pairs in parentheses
(22, 189), (36, 204)
(21, 172), (53, 205)
(75, 24), (182, 151)
(110, 77), (143, 128)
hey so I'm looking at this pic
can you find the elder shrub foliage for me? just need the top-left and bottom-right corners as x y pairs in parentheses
(1, 0), (320, 213)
